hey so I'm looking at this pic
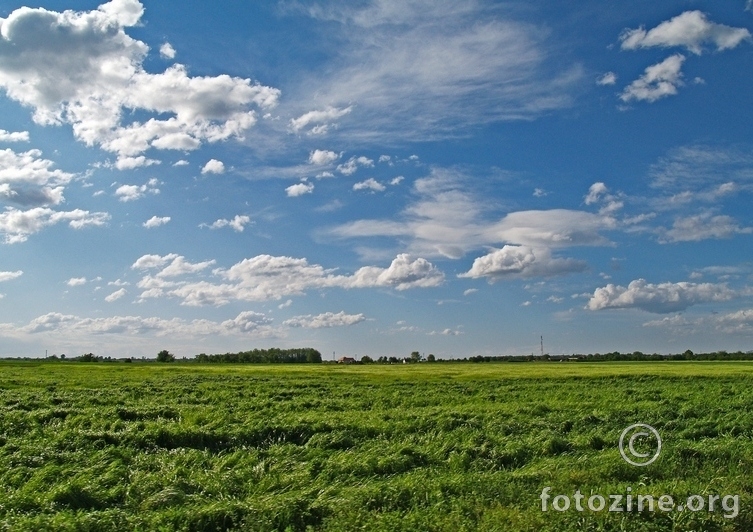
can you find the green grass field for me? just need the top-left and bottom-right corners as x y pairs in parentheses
(1, 361), (752, 531)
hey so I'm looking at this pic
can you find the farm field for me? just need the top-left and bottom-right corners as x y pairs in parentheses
(1, 361), (753, 531)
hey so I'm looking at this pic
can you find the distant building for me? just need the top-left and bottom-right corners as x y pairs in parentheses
(338, 356), (356, 364)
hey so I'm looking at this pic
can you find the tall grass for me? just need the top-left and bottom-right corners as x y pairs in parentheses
(0, 361), (751, 530)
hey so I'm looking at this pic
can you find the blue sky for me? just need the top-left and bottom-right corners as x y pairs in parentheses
(1, 0), (752, 359)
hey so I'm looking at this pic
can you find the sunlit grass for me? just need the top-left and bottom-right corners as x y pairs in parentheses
(0, 361), (751, 530)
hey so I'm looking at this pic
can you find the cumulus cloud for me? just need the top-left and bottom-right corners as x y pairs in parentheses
(114, 178), (159, 201)
(283, 311), (365, 328)
(66, 277), (87, 287)
(104, 288), (126, 302)
(133, 253), (443, 306)
(0, 270), (23, 282)
(337, 156), (374, 176)
(657, 212), (753, 243)
(159, 42), (176, 59)
(132, 253), (215, 277)
(0, 310), (279, 339)
(587, 278), (737, 313)
(596, 72), (617, 86)
(620, 11), (751, 55)
(584, 182), (623, 214)
(286, 182), (314, 197)
(201, 159), (225, 174)
(308, 149), (340, 165)
(459, 245), (587, 281)
(143, 215), (170, 228)
(348, 254), (445, 291)
(115, 155), (160, 170)
(353, 178), (386, 192)
(620, 54), (686, 103)
(0, 1), (279, 159)
(289, 106), (352, 134)
(0, 207), (110, 243)
(0, 148), (74, 206)
(0, 130), (29, 142)
(200, 215), (251, 232)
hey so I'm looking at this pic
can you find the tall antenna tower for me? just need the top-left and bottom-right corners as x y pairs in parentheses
(540, 336), (544, 357)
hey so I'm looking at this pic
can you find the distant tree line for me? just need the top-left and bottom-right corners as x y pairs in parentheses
(194, 348), (322, 364)
(457, 350), (753, 363)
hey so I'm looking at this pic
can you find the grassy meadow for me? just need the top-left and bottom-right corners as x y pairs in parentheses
(1, 361), (752, 531)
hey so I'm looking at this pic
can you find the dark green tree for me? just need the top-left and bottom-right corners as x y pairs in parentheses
(157, 349), (175, 363)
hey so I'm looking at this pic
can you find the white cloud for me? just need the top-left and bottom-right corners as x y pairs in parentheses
(620, 54), (686, 103)
(308, 149), (340, 165)
(463, 288), (478, 296)
(289, 106), (352, 134)
(390, 176), (404, 186)
(648, 145), (753, 191)
(143, 215), (171, 228)
(66, 277), (87, 287)
(337, 156), (374, 176)
(292, 2), (581, 142)
(159, 42), (176, 59)
(327, 169), (616, 259)
(585, 182), (608, 205)
(587, 278), (737, 313)
(429, 328), (463, 336)
(173, 159), (189, 167)
(134, 253), (443, 306)
(201, 159), (225, 175)
(0, 148), (74, 206)
(349, 254), (445, 291)
(459, 245), (587, 281)
(0, 270), (23, 282)
(657, 212), (753, 243)
(0, 310), (279, 339)
(114, 178), (160, 201)
(488, 209), (615, 248)
(0, 130), (29, 142)
(283, 311), (365, 328)
(0, 207), (110, 243)
(286, 182), (314, 197)
(201, 215), (251, 232)
(115, 155), (160, 170)
(353, 178), (386, 192)
(0, 2), (279, 159)
(131, 253), (178, 270)
(104, 288), (126, 302)
(583, 182), (623, 214)
(596, 72), (617, 86)
(132, 253), (215, 277)
(644, 308), (753, 335)
(620, 11), (751, 55)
